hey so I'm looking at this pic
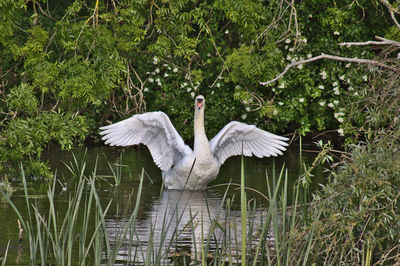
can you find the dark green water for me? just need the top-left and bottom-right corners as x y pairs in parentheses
(0, 143), (327, 264)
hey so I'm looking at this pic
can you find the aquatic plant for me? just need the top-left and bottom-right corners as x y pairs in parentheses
(0, 152), (318, 265)
(308, 138), (400, 265)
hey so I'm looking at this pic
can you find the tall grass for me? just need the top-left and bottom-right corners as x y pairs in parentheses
(1, 151), (319, 265)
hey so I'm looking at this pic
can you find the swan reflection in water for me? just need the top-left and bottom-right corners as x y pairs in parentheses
(105, 189), (236, 264)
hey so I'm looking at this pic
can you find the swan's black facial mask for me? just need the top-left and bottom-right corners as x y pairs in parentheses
(197, 98), (204, 110)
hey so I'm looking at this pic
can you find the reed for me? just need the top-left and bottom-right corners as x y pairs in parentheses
(1, 152), (318, 265)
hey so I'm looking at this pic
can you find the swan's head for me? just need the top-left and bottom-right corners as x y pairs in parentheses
(195, 95), (205, 111)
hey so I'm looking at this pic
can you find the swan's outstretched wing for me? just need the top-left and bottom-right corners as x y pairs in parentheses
(210, 121), (289, 165)
(100, 112), (192, 171)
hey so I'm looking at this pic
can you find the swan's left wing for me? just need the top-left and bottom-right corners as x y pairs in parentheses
(99, 112), (192, 172)
(210, 121), (289, 165)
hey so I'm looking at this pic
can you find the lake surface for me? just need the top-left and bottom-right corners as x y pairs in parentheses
(0, 142), (328, 264)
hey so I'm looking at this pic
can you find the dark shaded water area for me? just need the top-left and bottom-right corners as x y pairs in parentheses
(0, 142), (329, 264)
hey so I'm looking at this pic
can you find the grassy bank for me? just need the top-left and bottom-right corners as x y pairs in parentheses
(1, 138), (399, 265)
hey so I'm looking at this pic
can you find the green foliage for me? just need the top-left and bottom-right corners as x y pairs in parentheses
(2, 112), (87, 160)
(0, 0), (397, 174)
(0, 111), (87, 178)
(7, 83), (38, 116)
(310, 139), (400, 264)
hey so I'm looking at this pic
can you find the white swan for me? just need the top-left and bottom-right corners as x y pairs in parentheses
(100, 95), (289, 190)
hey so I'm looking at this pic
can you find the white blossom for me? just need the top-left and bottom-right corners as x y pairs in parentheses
(148, 78), (154, 83)
(153, 57), (159, 64)
(297, 64), (303, 69)
(328, 103), (334, 108)
(190, 92), (195, 98)
(345, 63), (351, 68)
(211, 90), (215, 95)
(285, 38), (291, 44)
(289, 47), (295, 52)
(216, 83), (221, 88)
(225, 29), (229, 34)
(207, 53), (211, 57)
(307, 53), (312, 58)
(333, 87), (340, 95)
(286, 55), (292, 61)
(362, 75), (368, 81)
(318, 85), (325, 90)
(278, 101), (284, 106)
(334, 113), (341, 119)
(332, 81), (338, 86)
(144, 87), (149, 92)
(155, 68), (160, 73)
(319, 101), (326, 106)
(273, 109), (278, 115)
(164, 73), (169, 77)
(333, 100), (339, 105)
(241, 114), (247, 120)
(334, 31), (340, 35)
(278, 82), (285, 89)
(339, 75), (345, 80)
(173, 67), (178, 73)
(338, 128), (344, 136)
(186, 87), (191, 92)
(353, 92), (359, 96)
(299, 98), (304, 103)
(320, 70), (327, 79)
(245, 107), (251, 112)
(303, 38), (308, 43)
(338, 117), (344, 123)
(348, 86), (354, 91)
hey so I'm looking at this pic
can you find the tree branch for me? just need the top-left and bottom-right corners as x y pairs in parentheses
(339, 36), (400, 48)
(379, 0), (400, 30)
(260, 53), (398, 86)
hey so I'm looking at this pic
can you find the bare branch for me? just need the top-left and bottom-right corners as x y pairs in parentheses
(260, 53), (398, 86)
(379, 0), (400, 30)
(339, 36), (400, 48)
(390, 10), (400, 31)
(380, 0), (399, 15)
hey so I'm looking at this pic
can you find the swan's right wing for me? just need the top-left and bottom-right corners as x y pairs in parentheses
(210, 121), (289, 165)
(99, 112), (192, 172)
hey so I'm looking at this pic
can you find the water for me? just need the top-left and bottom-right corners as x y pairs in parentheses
(0, 143), (327, 264)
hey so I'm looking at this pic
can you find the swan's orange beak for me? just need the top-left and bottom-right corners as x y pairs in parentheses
(197, 99), (204, 109)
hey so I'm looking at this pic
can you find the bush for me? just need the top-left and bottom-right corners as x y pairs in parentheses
(309, 137), (400, 264)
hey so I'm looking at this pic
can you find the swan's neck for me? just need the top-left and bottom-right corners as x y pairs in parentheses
(194, 110), (211, 156)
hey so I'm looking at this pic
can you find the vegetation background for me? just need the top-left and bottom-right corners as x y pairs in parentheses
(0, 0), (399, 263)
(0, 0), (397, 175)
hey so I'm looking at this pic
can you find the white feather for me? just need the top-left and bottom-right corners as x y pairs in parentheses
(100, 96), (289, 190)
(210, 121), (289, 165)
(100, 112), (192, 172)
